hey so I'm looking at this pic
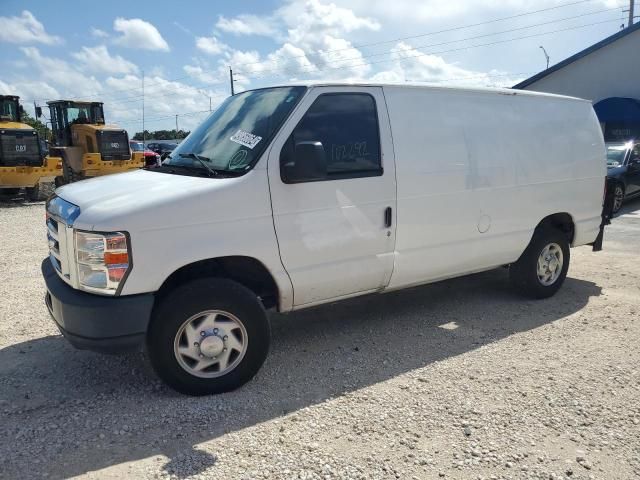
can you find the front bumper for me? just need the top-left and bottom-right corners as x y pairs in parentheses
(0, 157), (62, 187)
(42, 258), (154, 353)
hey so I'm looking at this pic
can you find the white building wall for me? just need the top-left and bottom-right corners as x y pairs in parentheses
(520, 28), (640, 103)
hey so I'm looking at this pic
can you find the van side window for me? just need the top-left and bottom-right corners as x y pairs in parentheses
(280, 93), (382, 183)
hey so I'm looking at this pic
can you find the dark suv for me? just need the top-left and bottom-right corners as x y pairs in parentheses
(606, 141), (640, 213)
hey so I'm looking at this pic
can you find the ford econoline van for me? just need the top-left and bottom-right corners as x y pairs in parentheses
(42, 83), (607, 395)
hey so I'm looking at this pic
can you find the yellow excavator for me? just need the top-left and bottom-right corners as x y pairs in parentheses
(39, 100), (144, 185)
(0, 95), (61, 200)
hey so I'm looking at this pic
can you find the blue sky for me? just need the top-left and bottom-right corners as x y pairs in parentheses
(0, 0), (632, 134)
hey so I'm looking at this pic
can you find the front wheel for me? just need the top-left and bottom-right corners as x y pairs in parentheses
(26, 182), (52, 201)
(147, 278), (270, 395)
(509, 226), (570, 299)
(612, 183), (625, 214)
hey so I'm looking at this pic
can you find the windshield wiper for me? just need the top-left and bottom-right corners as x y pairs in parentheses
(179, 153), (219, 177)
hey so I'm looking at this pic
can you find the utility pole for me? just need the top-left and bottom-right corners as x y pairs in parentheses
(229, 67), (235, 96)
(624, 0), (636, 28)
(198, 90), (212, 111)
(539, 46), (550, 70)
(175, 114), (179, 138)
(142, 70), (145, 145)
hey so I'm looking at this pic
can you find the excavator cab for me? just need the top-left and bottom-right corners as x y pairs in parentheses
(0, 95), (60, 200)
(45, 100), (143, 184)
(0, 96), (20, 123)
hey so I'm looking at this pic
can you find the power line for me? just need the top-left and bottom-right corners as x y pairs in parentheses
(40, 4), (619, 109)
(109, 17), (621, 129)
(235, 17), (622, 84)
(234, 0), (603, 72)
(236, 6), (621, 79)
(29, 0), (602, 105)
(99, 4), (624, 106)
(111, 70), (532, 129)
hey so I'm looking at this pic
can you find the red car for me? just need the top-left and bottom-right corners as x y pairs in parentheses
(130, 141), (161, 167)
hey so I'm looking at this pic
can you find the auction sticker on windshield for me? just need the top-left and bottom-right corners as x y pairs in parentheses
(230, 130), (262, 149)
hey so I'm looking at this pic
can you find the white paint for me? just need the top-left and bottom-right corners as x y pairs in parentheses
(54, 82), (605, 312)
(267, 86), (396, 306)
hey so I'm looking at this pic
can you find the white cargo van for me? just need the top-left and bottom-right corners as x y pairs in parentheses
(43, 83), (607, 395)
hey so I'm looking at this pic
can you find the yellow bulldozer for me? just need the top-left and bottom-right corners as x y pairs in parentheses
(0, 95), (61, 200)
(39, 100), (144, 185)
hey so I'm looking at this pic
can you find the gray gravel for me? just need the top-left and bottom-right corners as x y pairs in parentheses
(1, 196), (639, 480)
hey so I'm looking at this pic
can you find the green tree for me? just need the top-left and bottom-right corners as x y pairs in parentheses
(132, 129), (190, 141)
(20, 111), (51, 140)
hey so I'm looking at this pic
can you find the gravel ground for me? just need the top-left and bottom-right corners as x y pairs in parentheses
(0, 196), (639, 480)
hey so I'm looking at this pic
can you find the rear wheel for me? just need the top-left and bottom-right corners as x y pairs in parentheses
(147, 278), (270, 395)
(612, 183), (625, 214)
(509, 226), (570, 299)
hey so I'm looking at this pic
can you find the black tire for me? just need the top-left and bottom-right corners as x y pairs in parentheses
(612, 183), (625, 214)
(147, 278), (270, 395)
(26, 183), (52, 201)
(62, 160), (78, 184)
(0, 188), (20, 196)
(509, 226), (570, 299)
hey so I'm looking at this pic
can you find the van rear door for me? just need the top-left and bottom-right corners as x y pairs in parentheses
(267, 86), (397, 307)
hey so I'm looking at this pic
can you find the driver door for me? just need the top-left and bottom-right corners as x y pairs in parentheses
(267, 86), (397, 307)
(626, 145), (640, 195)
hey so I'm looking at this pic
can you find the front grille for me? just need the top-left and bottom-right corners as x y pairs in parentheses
(97, 130), (131, 161)
(0, 129), (43, 167)
(47, 214), (65, 275)
(46, 196), (81, 287)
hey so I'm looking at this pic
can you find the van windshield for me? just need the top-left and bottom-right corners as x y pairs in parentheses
(606, 145), (628, 167)
(163, 86), (306, 175)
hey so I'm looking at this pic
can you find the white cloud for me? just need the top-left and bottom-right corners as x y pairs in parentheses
(72, 45), (139, 75)
(20, 47), (102, 98)
(91, 27), (109, 39)
(215, 14), (279, 37)
(182, 64), (221, 84)
(0, 10), (62, 45)
(337, 0), (614, 23)
(195, 35), (228, 55)
(113, 18), (169, 51)
(280, 0), (380, 47)
(102, 74), (227, 133)
(0, 79), (60, 110)
(370, 42), (517, 87)
(194, 0), (381, 85)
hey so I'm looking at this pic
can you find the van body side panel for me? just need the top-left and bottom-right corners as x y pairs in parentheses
(383, 86), (604, 290)
(508, 96), (605, 247)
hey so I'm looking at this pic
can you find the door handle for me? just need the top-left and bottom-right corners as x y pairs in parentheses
(384, 207), (392, 228)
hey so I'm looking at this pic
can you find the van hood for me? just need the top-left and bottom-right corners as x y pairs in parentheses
(56, 169), (243, 232)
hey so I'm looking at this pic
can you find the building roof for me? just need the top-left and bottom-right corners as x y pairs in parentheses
(513, 22), (640, 89)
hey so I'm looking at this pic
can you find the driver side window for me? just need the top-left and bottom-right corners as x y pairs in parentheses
(280, 93), (382, 183)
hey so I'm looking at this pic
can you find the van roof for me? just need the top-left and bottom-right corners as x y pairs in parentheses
(266, 81), (589, 103)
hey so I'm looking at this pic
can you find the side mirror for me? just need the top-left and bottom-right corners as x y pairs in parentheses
(290, 141), (326, 182)
(35, 106), (42, 118)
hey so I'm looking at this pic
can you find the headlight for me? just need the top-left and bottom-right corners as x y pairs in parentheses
(75, 230), (130, 294)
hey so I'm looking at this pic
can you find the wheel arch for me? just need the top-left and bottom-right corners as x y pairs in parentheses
(156, 256), (281, 310)
(534, 212), (575, 244)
